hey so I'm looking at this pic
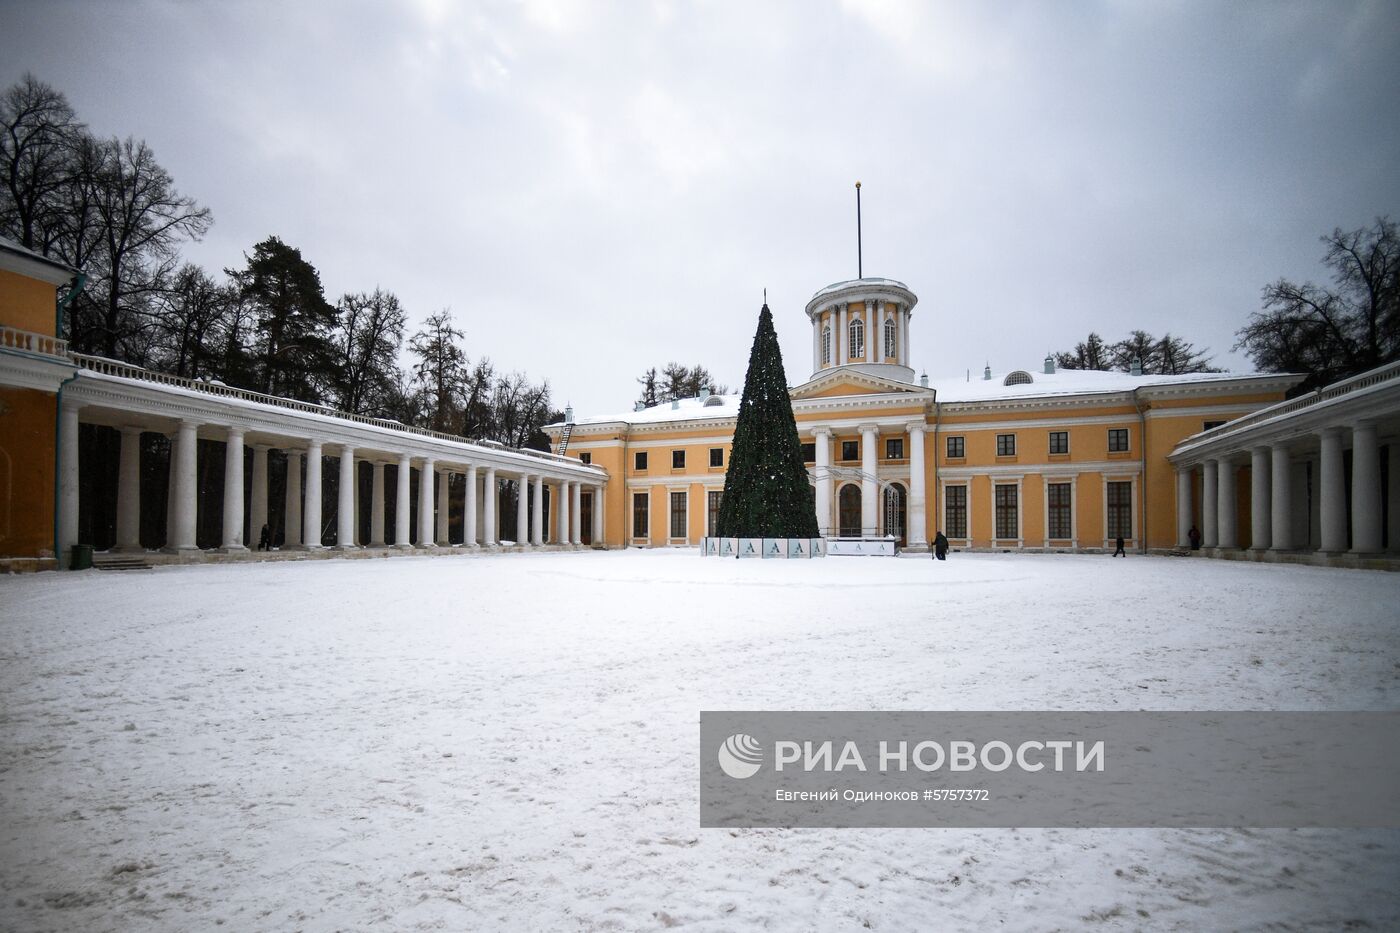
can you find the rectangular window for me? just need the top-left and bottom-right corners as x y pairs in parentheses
(672, 449), (685, 469)
(1049, 431), (1069, 455)
(707, 490), (722, 536)
(945, 486), (967, 538)
(632, 492), (649, 538)
(709, 447), (724, 468)
(1108, 428), (1129, 452)
(841, 440), (859, 461)
(670, 491), (687, 538)
(1047, 482), (1072, 539)
(800, 442), (815, 463)
(946, 436), (965, 459)
(1203, 419), (1227, 431)
(1106, 481), (1132, 539)
(634, 451), (648, 471)
(996, 433), (1016, 457)
(885, 437), (904, 460)
(578, 452), (591, 465)
(994, 484), (1019, 539)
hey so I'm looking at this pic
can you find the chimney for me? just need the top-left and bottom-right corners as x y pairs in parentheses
(634, 400), (645, 412)
(564, 404), (575, 425)
(1044, 354), (1055, 375)
(919, 372), (929, 388)
(1130, 356), (1143, 377)
(699, 387), (710, 402)
(671, 398), (680, 410)
(983, 362), (992, 381)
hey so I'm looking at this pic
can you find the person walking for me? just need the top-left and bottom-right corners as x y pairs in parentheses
(1187, 525), (1202, 550)
(933, 530), (949, 561)
(258, 523), (271, 551)
(1113, 535), (1126, 557)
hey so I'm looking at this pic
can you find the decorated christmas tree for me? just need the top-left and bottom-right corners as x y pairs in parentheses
(716, 303), (820, 538)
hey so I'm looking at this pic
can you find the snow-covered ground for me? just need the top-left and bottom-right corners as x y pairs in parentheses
(2, 551), (1398, 931)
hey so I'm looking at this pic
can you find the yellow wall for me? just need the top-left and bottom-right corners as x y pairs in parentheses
(0, 387), (57, 566)
(0, 269), (57, 335)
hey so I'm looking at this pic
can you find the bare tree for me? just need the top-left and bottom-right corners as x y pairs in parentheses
(1236, 218), (1399, 391)
(332, 288), (406, 416)
(0, 74), (83, 251)
(409, 308), (468, 433)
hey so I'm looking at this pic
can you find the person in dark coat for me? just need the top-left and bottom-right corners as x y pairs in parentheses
(258, 523), (271, 551)
(1187, 525), (1202, 550)
(933, 531), (949, 561)
(1113, 535), (1126, 557)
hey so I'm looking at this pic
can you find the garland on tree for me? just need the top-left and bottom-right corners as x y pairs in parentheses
(715, 303), (820, 538)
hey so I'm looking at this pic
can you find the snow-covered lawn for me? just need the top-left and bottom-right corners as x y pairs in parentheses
(2, 551), (1398, 931)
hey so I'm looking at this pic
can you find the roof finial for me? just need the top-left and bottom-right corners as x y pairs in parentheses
(763, 287), (767, 306)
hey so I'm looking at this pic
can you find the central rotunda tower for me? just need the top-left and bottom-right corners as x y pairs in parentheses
(803, 277), (918, 383)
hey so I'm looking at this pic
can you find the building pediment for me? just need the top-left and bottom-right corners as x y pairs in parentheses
(789, 368), (928, 401)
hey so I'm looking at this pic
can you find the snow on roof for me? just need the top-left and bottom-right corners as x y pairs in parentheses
(809, 277), (911, 302)
(929, 367), (1264, 404)
(563, 367), (1284, 427)
(572, 394), (742, 426)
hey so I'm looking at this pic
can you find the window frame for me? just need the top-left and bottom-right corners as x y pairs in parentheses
(1048, 431), (1069, 455)
(996, 433), (1016, 457)
(946, 436), (965, 459)
(1107, 428), (1130, 453)
(821, 325), (832, 365)
(944, 484), (968, 539)
(883, 317), (896, 359)
(1106, 481), (1133, 540)
(672, 449), (686, 470)
(634, 451), (648, 471)
(669, 490), (687, 539)
(709, 447), (723, 468)
(994, 483), (1019, 540)
(1047, 481), (1072, 539)
(849, 316), (865, 360)
(707, 490), (722, 537)
(578, 452), (591, 465)
(885, 437), (904, 460)
(841, 440), (859, 461)
(800, 442), (815, 463)
(632, 492), (649, 538)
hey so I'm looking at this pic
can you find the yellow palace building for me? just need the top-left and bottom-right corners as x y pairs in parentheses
(546, 276), (1301, 553)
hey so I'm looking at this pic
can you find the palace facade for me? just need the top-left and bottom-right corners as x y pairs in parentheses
(546, 276), (1399, 557)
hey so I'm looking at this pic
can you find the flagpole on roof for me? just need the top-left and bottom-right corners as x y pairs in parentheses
(855, 181), (863, 280)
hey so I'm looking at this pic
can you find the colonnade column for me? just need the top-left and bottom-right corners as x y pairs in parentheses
(303, 440), (323, 548)
(220, 426), (247, 551)
(437, 470), (451, 545)
(837, 305), (847, 365)
(1216, 456), (1238, 549)
(1249, 446), (1271, 552)
(1390, 444), (1400, 554)
(168, 419), (200, 552)
(531, 475), (544, 545)
(165, 431), (179, 547)
(1270, 444), (1292, 551)
(516, 476), (530, 545)
(250, 445), (269, 547)
(557, 481), (569, 543)
(1174, 467), (1193, 548)
(859, 424), (878, 537)
(284, 450), (303, 548)
(417, 457), (435, 548)
(1319, 428), (1347, 553)
(115, 425), (143, 552)
(395, 453), (412, 548)
(1201, 459), (1218, 548)
(592, 485), (604, 545)
(482, 467), (497, 546)
(58, 401), (81, 565)
(336, 445), (356, 549)
(907, 422), (927, 547)
(814, 427), (832, 536)
(1351, 420), (1382, 554)
(463, 465), (478, 546)
(370, 461), (386, 546)
(570, 481), (582, 545)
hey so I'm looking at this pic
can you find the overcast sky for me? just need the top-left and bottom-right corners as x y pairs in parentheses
(5, 0), (1398, 415)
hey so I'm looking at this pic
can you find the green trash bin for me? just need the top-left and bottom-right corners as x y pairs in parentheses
(70, 543), (93, 570)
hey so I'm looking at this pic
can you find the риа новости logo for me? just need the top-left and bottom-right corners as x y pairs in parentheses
(717, 733), (763, 779)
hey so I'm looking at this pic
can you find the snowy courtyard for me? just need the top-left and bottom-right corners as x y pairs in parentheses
(2, 551), (1399, 931)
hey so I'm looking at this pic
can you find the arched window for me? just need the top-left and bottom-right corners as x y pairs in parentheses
(849, 317), (865, 361)
(838, 484), (862, 537)
(1003, 370), (1034, 386)
(821, 325), (832, 365)
(883, 317), (896, 359)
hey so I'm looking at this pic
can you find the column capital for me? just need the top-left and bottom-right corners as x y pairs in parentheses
(811, 426), (832, 438)
(858, 423), (879, 435)
(905, 421), (927, 435)
(1249, 444), (1270, 456)
(178, 417), (201, 430)
(338, 443), (356, 456)
(120, 424), (144, 436)
(226, 425), (246, 439)
(1352, 418), (1377, 432)
(251, 442), (273, 452)
(1320, 425), (1345, 439)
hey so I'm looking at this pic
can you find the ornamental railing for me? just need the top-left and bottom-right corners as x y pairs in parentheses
(68, 352), (594, 470)
(1174, 359), (1400, 454)
(0, 324), (68, 357)
(0, 323), (593, 472)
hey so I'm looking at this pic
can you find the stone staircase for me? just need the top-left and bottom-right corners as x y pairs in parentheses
(93, 554), (154, 572)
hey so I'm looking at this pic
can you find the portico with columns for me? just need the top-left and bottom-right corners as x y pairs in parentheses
(1169, 361), (1400, 565)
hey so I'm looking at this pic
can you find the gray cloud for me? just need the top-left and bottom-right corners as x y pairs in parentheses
(5, 0), (1397, 415)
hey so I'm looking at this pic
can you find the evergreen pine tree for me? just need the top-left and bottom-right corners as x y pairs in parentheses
(715, 304), (819, 538)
